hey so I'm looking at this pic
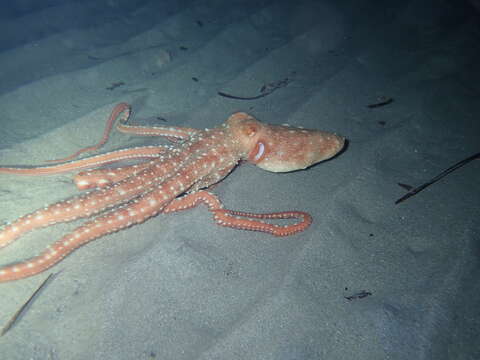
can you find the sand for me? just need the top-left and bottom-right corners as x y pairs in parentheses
(0, 0), (479, 359)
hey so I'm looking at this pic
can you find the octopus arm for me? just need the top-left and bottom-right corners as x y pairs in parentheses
(0, 152), (187, 249)
(0, 146), (166, 176)
(0, 187), (170, 282)
(0, 155), (206, 282)
(165, 191), (312, 236)
(46, 102), (132, 163)
(117, 123), (200, 141)
(73, 161), (155, 190)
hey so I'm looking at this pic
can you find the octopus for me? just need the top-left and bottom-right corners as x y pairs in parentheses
(0, 103), (344, 282)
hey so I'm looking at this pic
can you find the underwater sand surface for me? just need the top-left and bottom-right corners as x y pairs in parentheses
(0, 0), (479, 359)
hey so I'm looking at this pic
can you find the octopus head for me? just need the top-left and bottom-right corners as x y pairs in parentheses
(226, 112), (345, 172)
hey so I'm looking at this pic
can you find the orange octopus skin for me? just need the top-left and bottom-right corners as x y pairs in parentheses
(0, 104), (345, 282)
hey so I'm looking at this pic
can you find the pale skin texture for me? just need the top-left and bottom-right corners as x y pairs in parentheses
(0, 103), (345, 282)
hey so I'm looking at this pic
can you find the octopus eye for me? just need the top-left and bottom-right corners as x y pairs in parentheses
(248, 141), (266, 163)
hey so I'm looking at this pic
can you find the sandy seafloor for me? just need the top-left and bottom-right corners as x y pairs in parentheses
(0, 0), (479, 359)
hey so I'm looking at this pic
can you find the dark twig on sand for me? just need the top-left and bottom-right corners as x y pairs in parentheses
(218, 77), (292, 100)
(395, 151), (480, 204)
(345, 290), (372, 301)
(367, 96), (394, 108)
(1, 273), (55, 336)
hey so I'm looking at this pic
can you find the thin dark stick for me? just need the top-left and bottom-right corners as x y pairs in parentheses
(1, 273), (55, 336)
(217, 91), (269, 100)
(367, 97), (393, 108)
(218, 78), (291, 101)
(345, 290), (372, 301)
(395, 152), (480, 204)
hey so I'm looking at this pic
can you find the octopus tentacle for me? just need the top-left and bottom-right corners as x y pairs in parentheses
(47, 102), (132, 163)
(0, 180), (139, 249)
(0, 190), (166, 282)
(117, 122), (199, 140)
(74, 142), (194, 190)
(44, 102), (197, 165)
(0, 153), (214, 282)
(0, 148), (191, 249)
(0, 146), (166, 176)
(164, 191), (312, 236)
(113, 103), (200, 140)
(74, 161), (155, 190)
(0, 188), (169, 282)
(212, 209), (312, 237)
